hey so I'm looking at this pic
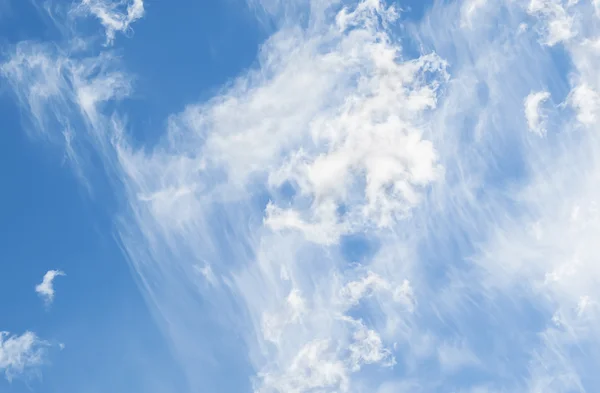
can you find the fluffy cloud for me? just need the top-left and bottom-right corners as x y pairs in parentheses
(110, 1), (447, 390)
(35, 270), (65, 306)
(524, 90), (551, 135)
(0, 332), (49, 382)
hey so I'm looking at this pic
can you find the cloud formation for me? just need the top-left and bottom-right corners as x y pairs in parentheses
(72, 0), (144, 44)
(35, 270), (65, 306)
(524, 90), (551, 135)
(5, 0), (600, 392)
(0, 332), (49, 382)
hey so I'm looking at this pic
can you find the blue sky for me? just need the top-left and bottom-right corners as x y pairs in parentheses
(2, 0), (600, 393)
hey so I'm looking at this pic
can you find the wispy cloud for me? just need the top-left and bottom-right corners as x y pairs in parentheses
(5, 0), (600, 392)
(35, 270), (65, 306)
(109, 1), (451, 390)
(0, 41), (131, 184)
(0, 331), (49, 382)
(71, 0), (144, 45)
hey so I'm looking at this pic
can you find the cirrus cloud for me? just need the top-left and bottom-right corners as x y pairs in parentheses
(5, 0), (600, 392)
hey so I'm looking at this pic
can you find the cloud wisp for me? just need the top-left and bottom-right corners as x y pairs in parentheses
(72, 0), (144, 44)
(524, 90), (551, 135)
(35, 270), (65, 306)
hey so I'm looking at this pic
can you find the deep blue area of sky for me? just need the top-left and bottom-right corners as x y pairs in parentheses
(0, 0), (435, 392)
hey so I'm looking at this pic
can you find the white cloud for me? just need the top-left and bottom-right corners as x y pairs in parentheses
(524, 90), (551, 135)
(0, 42), (131, 180)
(460, 0), (486, 29)
(461, 2), (600, 390)
(35, 270), (65, 306)
(339, 271), (415, 312)
(0, 0), (487, 390)
(10, 0), (600, 391)
(567, 83), (600, 125)
(346, 319), (395, 372)
(72, 0), (144, 44)
(104, 1), (447, 389)
(0, 332), (49, 382)
(527, 0), (577, 46)
(258, 339), (349, 393)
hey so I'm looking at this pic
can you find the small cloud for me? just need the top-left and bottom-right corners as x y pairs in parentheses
(35, 270), (65, 306)
(524, 90), (551, 135)
(568, 83), (600, 126)
(73, 0), (145, 45)
(348, 325), (395, 371)
(0, 331), (49, 382)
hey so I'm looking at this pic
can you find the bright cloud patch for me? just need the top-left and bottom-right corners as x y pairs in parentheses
(0, 332), (48, 382)
(35, 270), (65, 306)
(72, 0), (144, 44)
(524, 90), (551, 135)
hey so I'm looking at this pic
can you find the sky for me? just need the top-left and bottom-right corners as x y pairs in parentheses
(1, 0), (600, 392)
